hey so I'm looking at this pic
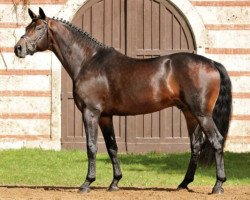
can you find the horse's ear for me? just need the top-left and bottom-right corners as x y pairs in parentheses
(39, 7), (46, 20)
(28, 8), (37, 19)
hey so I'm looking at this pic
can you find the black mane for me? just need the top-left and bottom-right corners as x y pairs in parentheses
(52, 17), (109, 49)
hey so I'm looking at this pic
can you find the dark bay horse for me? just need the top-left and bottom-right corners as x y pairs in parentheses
(14, 8), (232, 194)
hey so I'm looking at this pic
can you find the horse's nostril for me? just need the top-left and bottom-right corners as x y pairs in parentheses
(17, 45), (22, 51)
(14, 45), (22, 53)
(14, 45), (23, 56)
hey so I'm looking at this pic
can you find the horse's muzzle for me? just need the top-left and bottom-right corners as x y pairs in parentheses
(14, 43), (26, 58)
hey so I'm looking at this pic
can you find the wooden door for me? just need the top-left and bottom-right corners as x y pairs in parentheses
(61, 0), (196, 152)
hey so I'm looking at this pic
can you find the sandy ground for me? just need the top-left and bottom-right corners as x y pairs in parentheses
(0, 186), (249, 200)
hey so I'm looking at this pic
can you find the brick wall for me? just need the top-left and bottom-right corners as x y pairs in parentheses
(0, 0), (64, 149)
(0, 0), (249, 152)
(188, 0), (250, 152)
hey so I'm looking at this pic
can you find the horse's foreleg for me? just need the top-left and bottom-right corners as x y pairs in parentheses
(178, 111), (204, 190)
(197, 115), (226, 194)
(99, 116), (122, 191)
(79, 108), (100, 193)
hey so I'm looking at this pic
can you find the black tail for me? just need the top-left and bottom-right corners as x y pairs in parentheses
(199, 61), (232, 165)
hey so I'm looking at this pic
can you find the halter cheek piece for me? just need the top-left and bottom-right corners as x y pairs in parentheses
(21, 20), (48, 53)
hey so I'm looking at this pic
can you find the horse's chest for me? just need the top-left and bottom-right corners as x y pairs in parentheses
(73, 76), (109, 111)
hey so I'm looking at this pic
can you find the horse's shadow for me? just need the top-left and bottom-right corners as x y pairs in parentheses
(119, 187), (218, 195)
(116, 186), (195, 193)
(1, 185), (208, 194)
(95, 186), (211, 195)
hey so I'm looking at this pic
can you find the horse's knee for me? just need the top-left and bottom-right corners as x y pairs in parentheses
(87, 143), (97, 158)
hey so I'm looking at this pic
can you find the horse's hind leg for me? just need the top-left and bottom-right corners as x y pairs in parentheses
(178, 111), (205, 190)
(196, 115), (226, 194)
(99, 116), (122, 191)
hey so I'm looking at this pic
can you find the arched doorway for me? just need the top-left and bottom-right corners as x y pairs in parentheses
(61, 0), (196, 152)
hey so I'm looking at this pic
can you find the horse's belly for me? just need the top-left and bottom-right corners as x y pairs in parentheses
(107, 97), (174, 116)
(105, 81), (177, 115)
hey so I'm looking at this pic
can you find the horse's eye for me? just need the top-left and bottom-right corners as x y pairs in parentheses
(36, 26), (42, 31)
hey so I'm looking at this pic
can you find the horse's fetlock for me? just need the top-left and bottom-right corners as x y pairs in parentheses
(114, 174), (122, 181)
(217, 176), (226, 183)
(87, 177), (96, 183)
(185, 177), (194, 183)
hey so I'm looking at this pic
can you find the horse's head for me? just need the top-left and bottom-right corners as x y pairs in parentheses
(14, 8), (50, 58)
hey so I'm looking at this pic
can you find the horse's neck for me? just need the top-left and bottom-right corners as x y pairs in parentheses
(50, 22), (98, 80)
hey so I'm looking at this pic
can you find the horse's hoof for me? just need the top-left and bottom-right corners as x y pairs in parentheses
(177, 186), (186, 190)
(78, 187), (91, 193)
(177, 185), (193, 192)
(177, 184), (188, 190)
(212, 187), (224, 194)
(108, 185), (119, 192)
